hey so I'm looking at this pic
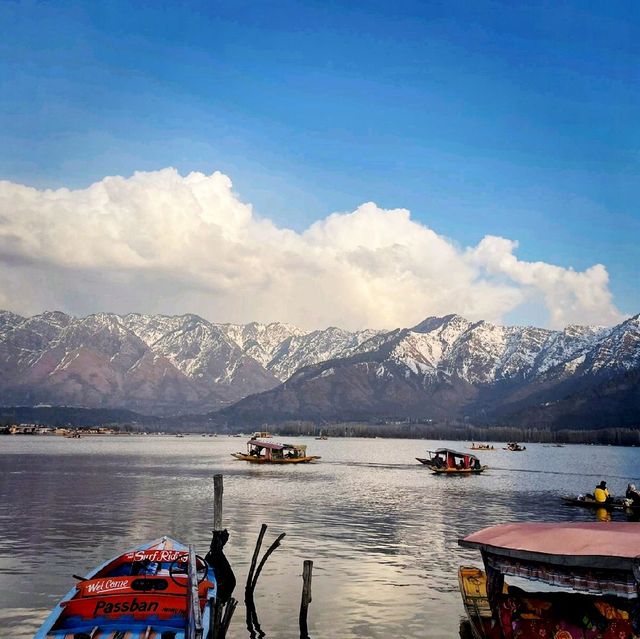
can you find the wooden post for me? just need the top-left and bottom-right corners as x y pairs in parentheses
(213, 474), (223, 531)
(299, 560), (313, 639)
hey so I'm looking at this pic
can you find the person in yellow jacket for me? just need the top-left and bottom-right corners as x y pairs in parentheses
(594, 480), (610, 503)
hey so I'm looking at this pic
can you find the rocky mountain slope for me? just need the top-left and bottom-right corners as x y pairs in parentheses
(221, 313), (640, 428)
(1, 309), (637, 424)
(0, 311), (382, 414)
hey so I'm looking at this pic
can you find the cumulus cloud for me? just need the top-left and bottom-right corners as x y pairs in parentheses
(0, 168), (625, 330)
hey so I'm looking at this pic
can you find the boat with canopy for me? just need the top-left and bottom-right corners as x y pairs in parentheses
(416, 448), (486, 474)
(34, 534), (236, 639)
(232, 437), (321, 464)
(458, 522), (640, 638)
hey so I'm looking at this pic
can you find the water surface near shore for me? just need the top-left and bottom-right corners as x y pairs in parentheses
(1, 435), (638, 638)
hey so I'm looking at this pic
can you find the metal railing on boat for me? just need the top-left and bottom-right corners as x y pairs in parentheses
(187, 544), (203, 639)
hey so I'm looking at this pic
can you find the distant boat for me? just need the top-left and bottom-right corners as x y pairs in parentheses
(417, 448), (487, 474)
(34, 535), (225, 639)
(315, 431), (328, 440)
(469, 443), (494, 451)
(503, 442), (526, 451)
(232, 437), (321, 464)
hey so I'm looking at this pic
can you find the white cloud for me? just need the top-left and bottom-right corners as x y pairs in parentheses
(0, 168), (625, 330)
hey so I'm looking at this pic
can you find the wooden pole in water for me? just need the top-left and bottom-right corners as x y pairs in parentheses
(213, 474), (223, 531)
(299, 560), (313, 639)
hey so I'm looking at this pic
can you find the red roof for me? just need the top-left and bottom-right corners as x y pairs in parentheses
(459, 522), (640, 571)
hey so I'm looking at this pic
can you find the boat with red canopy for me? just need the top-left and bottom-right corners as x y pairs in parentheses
(232, 438), (321, 464)
(458, 522), (640, 638)
(34, 534), (235, 639)
(417, 448), (486, 474)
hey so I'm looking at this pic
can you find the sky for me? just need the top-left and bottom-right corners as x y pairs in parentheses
(0, 0), (638, 330)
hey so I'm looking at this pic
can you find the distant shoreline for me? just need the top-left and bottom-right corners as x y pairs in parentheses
(1, 405), (638, 446)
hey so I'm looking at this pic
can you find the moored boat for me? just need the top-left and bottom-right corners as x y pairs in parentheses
(232, 437), (321, 464)
(34, 534), (234, 639)
(458, 522), (640, 638)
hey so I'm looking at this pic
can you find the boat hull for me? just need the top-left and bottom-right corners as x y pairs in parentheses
(561, 496), (640, 513)
(433, 466), (487, 475)
(34, 536), (216, 639)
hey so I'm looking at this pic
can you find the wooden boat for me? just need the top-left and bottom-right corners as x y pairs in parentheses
(458, 522), (640, 638)
(503, 442), (526, 451)
(418, 448), (487, 474)
(34, 536), (221, 639)
(232, 438), (321, 464)
(458, 566), (504, 639)
(562, 495), (640, 514)
(469, 444), (495, 451)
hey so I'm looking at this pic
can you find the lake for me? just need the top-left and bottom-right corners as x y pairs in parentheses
(1, 435), (638, 638)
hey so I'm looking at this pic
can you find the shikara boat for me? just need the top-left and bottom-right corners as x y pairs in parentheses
(503, 442), (526, 451)
(562, 495), (640, 514)
(34, 535), (228, 639)
(232, 438), (321, 464)
(418, 448), (487, 474)
(458, 522), (640, 638)
(469, 444), (494, 451)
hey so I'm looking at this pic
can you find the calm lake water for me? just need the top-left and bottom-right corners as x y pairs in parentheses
(1, 435), (639, 638)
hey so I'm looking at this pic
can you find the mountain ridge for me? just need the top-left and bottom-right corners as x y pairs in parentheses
(0, 309), (637, 426)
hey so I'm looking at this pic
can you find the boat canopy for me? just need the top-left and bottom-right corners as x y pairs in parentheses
(247, 440), (307, 452)
(248, 440), (285, 450)
(459, 522), (640, 572)
(429, 448), (478, 460)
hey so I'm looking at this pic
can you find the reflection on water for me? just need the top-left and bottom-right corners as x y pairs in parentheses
(1, 436), (638, 638)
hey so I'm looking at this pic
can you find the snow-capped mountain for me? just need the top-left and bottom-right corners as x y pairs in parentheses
(0, 310), (638, 423)
(121, 313), (280, 399)
(0, 311), (381, 414)
(223, 313), (640, 426)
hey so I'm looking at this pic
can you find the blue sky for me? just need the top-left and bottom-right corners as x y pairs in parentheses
(1, 0), (638, 322)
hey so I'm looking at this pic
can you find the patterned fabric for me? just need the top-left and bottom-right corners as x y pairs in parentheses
(486, 555), (638, 599)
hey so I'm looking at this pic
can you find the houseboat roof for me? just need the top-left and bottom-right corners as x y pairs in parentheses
(459, 522), (640, 571)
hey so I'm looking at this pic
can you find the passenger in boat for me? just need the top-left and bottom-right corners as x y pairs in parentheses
(625, 483), (640, 506)
(594, 481), (610, 504)
(473, 458), (481, 470)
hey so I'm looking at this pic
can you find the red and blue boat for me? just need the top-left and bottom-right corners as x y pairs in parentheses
(34, 534), (234, 639)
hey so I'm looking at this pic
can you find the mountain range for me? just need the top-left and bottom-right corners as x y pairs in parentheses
(0, 310), (638, 428)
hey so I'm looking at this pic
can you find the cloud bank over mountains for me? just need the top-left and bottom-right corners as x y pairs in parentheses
(0, 168), (624, 330)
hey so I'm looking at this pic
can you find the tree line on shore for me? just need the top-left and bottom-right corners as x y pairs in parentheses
(1, 406), (638, 445)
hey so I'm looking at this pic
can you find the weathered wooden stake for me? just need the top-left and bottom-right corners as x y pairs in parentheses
(250, 532), (286, 592)
(299, 560), (313, 639)
(213, 474), (223, 531)
(245, 524), (267, 596)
